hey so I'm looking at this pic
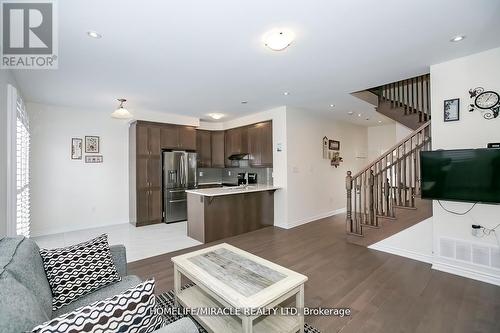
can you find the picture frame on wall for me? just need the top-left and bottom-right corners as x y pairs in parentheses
(85, 155), (103, 163)
(329, 140), (340, 151)
(71, 138), (82, 160)
(85, 136), (100, 153)
(444, 98), (460, 122)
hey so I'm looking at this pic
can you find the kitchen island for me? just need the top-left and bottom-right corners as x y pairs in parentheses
(185, 185), (278, 243)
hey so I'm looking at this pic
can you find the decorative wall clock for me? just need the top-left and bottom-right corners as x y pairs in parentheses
(469, 87), (500, 119)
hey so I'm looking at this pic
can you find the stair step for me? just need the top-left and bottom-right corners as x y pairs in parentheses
(376, 215), (396, 220)
(394, 205), (417, 210)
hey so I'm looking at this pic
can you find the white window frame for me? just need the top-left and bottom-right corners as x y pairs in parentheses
(6, 84), (31, 237)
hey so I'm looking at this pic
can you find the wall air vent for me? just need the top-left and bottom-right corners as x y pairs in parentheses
(439, 237), (500, 271)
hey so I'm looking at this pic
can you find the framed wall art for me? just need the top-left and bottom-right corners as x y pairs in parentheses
(329, 140), (340, 151)
(71, 138), (82, 160)
(85, 155), (103, 163)
(85, 136), (100, 153)
(444, 98), (460, 122)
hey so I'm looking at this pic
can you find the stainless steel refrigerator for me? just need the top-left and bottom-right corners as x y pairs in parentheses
(163, 151), (197, 223)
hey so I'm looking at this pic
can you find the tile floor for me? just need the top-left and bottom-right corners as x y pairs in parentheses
(32, 222), (202, 262)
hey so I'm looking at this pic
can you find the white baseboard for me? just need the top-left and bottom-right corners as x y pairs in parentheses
(432, 261), (500, 286)
(285, 208), (346, 229)
(369, 243), (433, 264)
(30, 221), (130, 237)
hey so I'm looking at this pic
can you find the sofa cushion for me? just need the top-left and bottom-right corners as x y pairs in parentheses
(53, 274), (142, 317)
(1, 237), (53, 318)
(39, 234), (121, 310)
(0, 271), (50, 333)
(32, 279), (164, 333)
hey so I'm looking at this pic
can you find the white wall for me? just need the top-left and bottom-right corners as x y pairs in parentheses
(0, 70), (21, 237)
(28, 103), (199, 236)
(286, 108), (367, 227)
(367, 124), (396, 161)
(430, 47), (500, 284)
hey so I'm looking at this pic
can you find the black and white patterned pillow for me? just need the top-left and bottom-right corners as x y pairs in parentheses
(31, 279), (164, 333)
(39, 234), (121, 310)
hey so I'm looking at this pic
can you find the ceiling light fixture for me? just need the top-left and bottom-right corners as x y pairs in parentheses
(241, 101), (248, 104)
(87, 31), (102, 39)
(283, 91), (290, 96)
(450, 35), (465, 42)
(330, 104), (335, 108)
(111, 98), (133, 119)
(378, 120), (382, 123)
(263, 29), (295, 51)
(358, 113), (362, 117)
(347, 111), (354, 115)
(208, 113), (224, 120)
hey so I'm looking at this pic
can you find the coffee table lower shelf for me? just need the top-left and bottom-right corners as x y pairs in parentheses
(177, 285), (301, 333)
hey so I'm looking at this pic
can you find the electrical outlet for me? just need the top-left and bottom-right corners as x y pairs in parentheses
(199, 171), (204, 177)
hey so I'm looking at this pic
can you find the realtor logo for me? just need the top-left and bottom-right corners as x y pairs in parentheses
(1, 0), (58, 69)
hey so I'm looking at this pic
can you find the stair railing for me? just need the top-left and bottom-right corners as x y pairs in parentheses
(378, 74), (431, 122)
(346, 121), (431, 237)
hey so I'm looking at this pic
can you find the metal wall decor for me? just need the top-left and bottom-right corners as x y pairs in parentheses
(469, 87), (500, 120)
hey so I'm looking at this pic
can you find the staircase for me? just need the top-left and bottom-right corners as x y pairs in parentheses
(372, 74), (431, 129)
(346, 75), (432, 246)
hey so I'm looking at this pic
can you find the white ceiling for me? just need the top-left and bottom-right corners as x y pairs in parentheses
(11, 0), (500, 126)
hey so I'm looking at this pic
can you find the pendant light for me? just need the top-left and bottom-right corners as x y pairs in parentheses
(111, 98), (133, 119)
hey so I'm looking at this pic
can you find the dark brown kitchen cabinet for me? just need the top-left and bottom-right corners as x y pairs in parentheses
(196, 130), (212, 167)
(130, 121), (163, 227)
(224, 126), (248, 166)
(211, 131), (225, 168)
(248, 121), (273, 167)
(161, 125), (196, 150)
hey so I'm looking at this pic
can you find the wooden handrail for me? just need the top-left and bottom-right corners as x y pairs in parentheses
(352, 121), (430, 178)
(346, 120), (432, 237)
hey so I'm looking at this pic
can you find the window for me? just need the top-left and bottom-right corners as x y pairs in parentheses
(15, 97), (30, 237)
(7, 84), (31, 238)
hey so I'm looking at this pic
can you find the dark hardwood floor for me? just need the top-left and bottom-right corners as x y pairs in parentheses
(128, 214), (500, 333)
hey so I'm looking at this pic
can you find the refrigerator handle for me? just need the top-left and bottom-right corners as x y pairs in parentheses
(179, 155), (184, 186)
(184, 154), (189, 186)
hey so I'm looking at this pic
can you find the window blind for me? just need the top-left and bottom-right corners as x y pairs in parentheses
(15, 97), (30, 238)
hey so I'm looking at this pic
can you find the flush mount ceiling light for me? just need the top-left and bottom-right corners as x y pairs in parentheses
(347, 111), (354, 115)
(263, 29), (295, 51)
(450, 35), (465, 42)
(87, 31), (102, 39)
(111, 98), (133, 119)
(208, 113), (224, 120)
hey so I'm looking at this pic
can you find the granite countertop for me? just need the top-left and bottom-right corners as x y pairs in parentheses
(186, 184), (279, 197)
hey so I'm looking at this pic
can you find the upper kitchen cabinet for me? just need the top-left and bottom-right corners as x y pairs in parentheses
(196, 130), (212, 167)
(161, 125), (196, 151)
(248, 121), (273, 167)
(224, 126), (248, 166)
(211, 131), (225, 168)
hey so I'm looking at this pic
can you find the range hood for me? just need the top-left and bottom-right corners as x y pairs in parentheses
(228, 153), (249, 160)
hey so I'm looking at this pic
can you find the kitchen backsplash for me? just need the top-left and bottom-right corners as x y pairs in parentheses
(198, 167), (273, 185)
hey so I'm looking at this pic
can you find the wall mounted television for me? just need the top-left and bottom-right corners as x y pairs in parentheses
(420, 149), (500, 204)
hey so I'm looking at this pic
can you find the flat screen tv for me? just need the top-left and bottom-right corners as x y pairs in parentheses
(420, 149), (500, 204)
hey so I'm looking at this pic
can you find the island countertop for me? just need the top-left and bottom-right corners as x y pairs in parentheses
(186, 185), (279, 197)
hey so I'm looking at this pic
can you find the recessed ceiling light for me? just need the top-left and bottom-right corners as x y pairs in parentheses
(378, 120), (382, 123)
(358, 113), (362, 117)
(347, 111), (354, 115)
(263, 29), (295, 51)
(330, 104), (335, 108)
(365, 117), (370, 121)
(208, 113), (224, 120)
(241, 101), (248, 104)
(450, 35), (465, 42)
(283, 91), (290, 96)
(87, 31), (102, 39)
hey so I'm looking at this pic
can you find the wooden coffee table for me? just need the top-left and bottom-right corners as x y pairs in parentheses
(171, 243), (308, 333)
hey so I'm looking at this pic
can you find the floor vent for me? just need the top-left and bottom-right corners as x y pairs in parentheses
(439, 238), (500, 270)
